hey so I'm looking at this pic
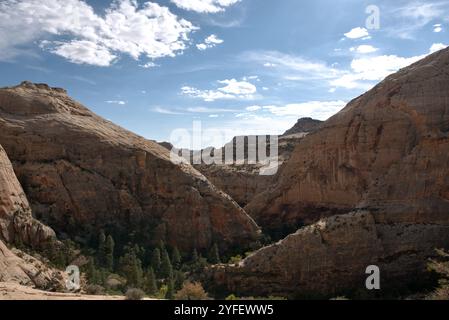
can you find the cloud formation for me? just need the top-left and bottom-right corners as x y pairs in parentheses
(0, 0), (196, 66)
(344, 27), (370, 39)
(171, 0), (241, 13)
(182, 79), (257, 101)
(196, 34), (224, 50)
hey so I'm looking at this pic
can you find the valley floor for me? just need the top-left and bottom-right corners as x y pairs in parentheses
(0, 282), (125, 300)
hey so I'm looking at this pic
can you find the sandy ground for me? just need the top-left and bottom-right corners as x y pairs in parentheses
(0, 282), (125, 300)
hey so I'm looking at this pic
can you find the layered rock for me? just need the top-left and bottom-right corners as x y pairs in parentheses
(208, 48), (449, 297)
(0, 240), (64, 290)
(0, 82), (260, 252)
(0, 144), (55, 248)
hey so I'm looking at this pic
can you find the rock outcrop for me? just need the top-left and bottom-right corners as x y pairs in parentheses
(0, 240), (64, 290)
(282, 117), (322, 136)
(0, 82), (260, 252)
(0, 144), (55, 248)
(207, 48), (449, 297)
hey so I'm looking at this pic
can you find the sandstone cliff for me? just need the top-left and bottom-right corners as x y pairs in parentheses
(282, 117), (322, 136)
(207, 47), (449, 297)
(0, 82), (260, 253)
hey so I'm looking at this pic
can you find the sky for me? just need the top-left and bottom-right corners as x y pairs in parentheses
(0, 0), (448, 148)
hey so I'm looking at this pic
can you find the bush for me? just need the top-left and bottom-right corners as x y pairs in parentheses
(427, 249), (449, 300)
(228, 255), (242, 265)
(125, 288), (145, 300)
(86, 284), (105, 295)
(174, 282), (209, 300)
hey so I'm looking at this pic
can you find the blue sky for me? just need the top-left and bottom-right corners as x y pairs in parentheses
(0, 0), (448, 148)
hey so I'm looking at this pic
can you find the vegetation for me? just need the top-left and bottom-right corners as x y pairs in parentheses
(427, 249), (449, 300)
(125, 288), (145, 300)
(174, 282), (209, 300)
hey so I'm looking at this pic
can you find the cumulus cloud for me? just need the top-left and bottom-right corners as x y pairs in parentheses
(350, 45), (379, 54)
(344, 27), (370, 39)
(430, 43), (448, 53)
(182, 79), (257, 102)
(262, 101), (346, 120)
(0, 0), (196, 66)
(196, 34), (224, 50)
(171, 0), (241, 13)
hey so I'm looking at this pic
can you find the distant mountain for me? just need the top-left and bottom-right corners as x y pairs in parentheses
(282, 117), (322, 136)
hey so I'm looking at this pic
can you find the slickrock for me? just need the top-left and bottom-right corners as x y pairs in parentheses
(207, 48), (449, 297)
(0, 144), (55, 248)
(0, 240), (64, 290)
(0, 82), (260, 252)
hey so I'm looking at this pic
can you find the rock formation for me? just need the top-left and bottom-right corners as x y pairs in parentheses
(207, 47), (449, 297)
(0, 144), (55, 248)
(282, 117), (322, 136)
(0, 82), (260, 253)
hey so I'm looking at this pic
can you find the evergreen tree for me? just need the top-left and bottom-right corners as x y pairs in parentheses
(151, 248), (161, 274)
(119, 246), (143, 288)
(191, 248), (199, 265)
(160, 248), (173, 279)
(105, 235), (115, 272)
(97, 230), (106, 266)
(166, 276), (175, 300)
(171, 247), (181, 270)
(174, 271), (185, 291)
(145, 268), (158, 296)
(85, 257), (98, 284)
(208, 243), (221, 264)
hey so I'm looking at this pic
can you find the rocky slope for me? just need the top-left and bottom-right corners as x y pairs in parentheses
(282, 117), (322, 136)
(0, 82), (260, 253)
(206, 47), (449, 297)
(1, 144), (63, 290)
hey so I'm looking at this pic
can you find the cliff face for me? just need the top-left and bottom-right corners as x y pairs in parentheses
(0, 144), (63, 289)
(0, 144), (55, 248)
(246, 47), (449, 233)
(207, 48), (449, 297)
(0, 82), (260, 253)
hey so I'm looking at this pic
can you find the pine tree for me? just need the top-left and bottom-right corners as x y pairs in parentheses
(145, 268), (158, 296)
(191, 248), (199, 264)
(160, 248), (173, 279)
(208, 243), (221, 264)
(174, 270), (185, 291)
(97, 230), (106, 266)
(119, 247), (143, 288)
(151, 248), (161, 274)
(171, 247), (181, 270)
(166, 276), (175, 300)
(105, 235), (115, 272)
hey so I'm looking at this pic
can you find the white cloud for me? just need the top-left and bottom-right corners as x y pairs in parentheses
(246, 105), (261, 112)
(187, 107), (239, 113)
(140, 62), (159, 69)
(209, 114), (219, 118)
(106, 100), (126, 105)
(433, 24), (443, 32)
(196, 34), (224, 50)
(390, 2), (449, 38)
(263, 62), (277, 67)
(153, 107), (185, 115)
(0, 0), (196, 66)
(430, 43), (448, 53)
(171, 0), (241, 13)
(350, 45), (379, 54)
(344, 27), (370, 39)
(182, 79), (257, 102)
(262, 101), (346, 120)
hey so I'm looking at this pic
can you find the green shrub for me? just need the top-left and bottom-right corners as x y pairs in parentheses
(125, 288), (145, 300)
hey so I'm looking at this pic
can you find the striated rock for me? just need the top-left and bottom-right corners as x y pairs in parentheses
(208, 48), (449, 297)
(0, 240), (64, 291)
(246, 47), (449, 234)
(0, 82), (260, 252)
(0, 144), (55, 248)
(206, 210), (449, 298)
(282, 117), (322, 136)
